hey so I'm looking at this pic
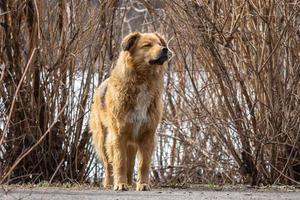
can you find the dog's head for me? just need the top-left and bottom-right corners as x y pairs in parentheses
(121, 32), (173, 66)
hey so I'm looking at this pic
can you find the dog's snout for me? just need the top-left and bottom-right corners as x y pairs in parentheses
(149, 46), (171, 65)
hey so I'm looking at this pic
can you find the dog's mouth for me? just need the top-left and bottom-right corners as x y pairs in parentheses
(149, 48), (172, 65)
(149, 55), (169, 65)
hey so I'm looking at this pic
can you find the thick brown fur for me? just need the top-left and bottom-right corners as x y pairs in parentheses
(89, 32), (171, 191)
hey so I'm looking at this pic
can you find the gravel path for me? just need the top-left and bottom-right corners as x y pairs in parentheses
(1, 187), (300, 200)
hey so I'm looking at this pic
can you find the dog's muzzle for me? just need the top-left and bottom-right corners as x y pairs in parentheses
(149, 47), (172, 65)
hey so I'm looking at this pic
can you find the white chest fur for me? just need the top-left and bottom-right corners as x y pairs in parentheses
(126, 84), (151, 137)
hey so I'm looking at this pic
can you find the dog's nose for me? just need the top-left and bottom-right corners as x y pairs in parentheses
(162, 47), (168, 54)
(161, 47), (168, 57)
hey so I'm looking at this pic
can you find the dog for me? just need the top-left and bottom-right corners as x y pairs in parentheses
(89, 32), (172, 191)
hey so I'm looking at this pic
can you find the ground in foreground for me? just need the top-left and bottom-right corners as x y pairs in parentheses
(1, 185), (299, 200)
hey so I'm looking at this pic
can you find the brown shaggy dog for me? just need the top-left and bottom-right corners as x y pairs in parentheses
(89, 32), (172, 191)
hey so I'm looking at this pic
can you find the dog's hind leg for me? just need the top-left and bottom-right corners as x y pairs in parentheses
(90, 87), (113, 187)
(111, 134), (128, 191)
(103, 140), (114, 188)
(92, 123), (113, 188)
(127, 144), (137, 186)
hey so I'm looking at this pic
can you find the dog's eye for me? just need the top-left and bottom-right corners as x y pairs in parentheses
(142, 43), (152, 48)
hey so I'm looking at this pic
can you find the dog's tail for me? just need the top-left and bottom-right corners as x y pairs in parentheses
(98, 78), (109, 108)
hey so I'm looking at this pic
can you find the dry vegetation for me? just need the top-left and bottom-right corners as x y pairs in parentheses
(1, 0), (300, 186)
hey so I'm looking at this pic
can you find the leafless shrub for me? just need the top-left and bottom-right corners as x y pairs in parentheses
(155, 0), (300, 185)
(0, 0), (120, 184)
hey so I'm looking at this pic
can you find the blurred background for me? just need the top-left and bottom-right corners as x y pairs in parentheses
(1, 0), (300, 187)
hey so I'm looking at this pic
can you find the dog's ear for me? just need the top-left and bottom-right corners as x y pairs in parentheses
(155, 32), (167, 47)
(121, 32), (141, 51)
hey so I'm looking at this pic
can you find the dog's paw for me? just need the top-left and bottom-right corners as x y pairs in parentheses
(114, 183), (128, 191)
(136, 183), (150, 191)
(103, 178), (113, 189)
(103, 182), (113, 189)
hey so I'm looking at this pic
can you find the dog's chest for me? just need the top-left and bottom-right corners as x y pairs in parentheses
(126, 84), (151, 136)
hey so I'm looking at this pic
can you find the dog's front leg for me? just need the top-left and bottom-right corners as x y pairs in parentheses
(136, 134), (155, 191)
(112, 134), (128, 191)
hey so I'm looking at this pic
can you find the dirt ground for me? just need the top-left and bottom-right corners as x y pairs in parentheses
(1, 185), (300, 200)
